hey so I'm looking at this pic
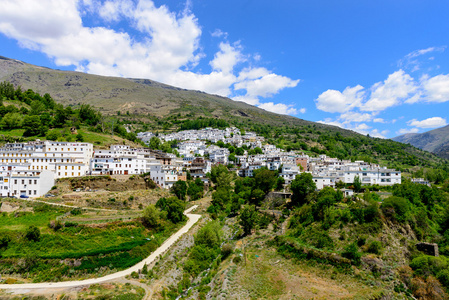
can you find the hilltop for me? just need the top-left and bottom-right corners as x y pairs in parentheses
(0, 55), (318, 129)
(393, 125), (449, 159)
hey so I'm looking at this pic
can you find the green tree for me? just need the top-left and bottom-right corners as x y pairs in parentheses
(25, 225), (41, 242)
(239, 205), (258, 235)
(353, 175), (362, 193)
(290, 173), (316, 206)
(149, 136), (162, 150)
(142, 204), (161, 228)
(0, 112), (23, 129)
(171, 180), (188, 200)
(156, 196), (186, 223)
(253, 168), (276, 194)
(22, 115), (42, 136)
(275, 176), (285, 191)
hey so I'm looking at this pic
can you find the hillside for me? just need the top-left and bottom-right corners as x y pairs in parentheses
(0, 56), (320, 129)
(392, 125), (449, 159)
(1, 55), (448, 171)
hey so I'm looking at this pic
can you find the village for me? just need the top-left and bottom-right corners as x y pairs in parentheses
(0, 127), (401, 198)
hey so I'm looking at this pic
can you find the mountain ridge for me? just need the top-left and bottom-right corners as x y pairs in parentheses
(392, 125), (449, 159)
(0, 55), (324, 129)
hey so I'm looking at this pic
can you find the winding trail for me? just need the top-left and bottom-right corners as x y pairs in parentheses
(0, 205), (200, 290)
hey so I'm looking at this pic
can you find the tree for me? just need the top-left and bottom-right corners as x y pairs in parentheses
(171, 180), (188, 200)
(209, 164), (229, 185)
(0, 112), (23, 129)
(187, 178), (204, 200)
(239, 205), (258, 235)
(290, 173), (316, 206)
(253, 168), (276, 194)
(275, 176), (285, 191)
(22, 115), (43, 136)
(156, 196), (186, 223)
(254, 147), (263, 154)
(149, 136), (162, 150)
(353, 175), (362, 193)
(25, 225), (41, 242)
(142, 204), (161, 228)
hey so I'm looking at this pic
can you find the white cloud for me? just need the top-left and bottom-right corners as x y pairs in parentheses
(369, 129), (388, 139)
(232, 95), (260, 106)
(211, 29), (227, 38)
(399, 46), (446, 71)
(361, 70), (417, 112)
(210, 42), (245, 74)
(0, 0), (299, 114)
(373, 118), (385, 123)
(317, 119), (346, 129)
(339, 112), (376, 124)
(258, 102), (297, 115)
(299, 108), (306, 114)
(421, 74), (449, 103)
(315, 85), (364, 113)
(235, 72), (299, 98)
(98, 0), (134, 22)
(407, 117), (447, 128)
(397, 128), (419, 135)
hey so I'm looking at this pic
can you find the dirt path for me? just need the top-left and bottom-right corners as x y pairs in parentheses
(0, 206), (200, 291)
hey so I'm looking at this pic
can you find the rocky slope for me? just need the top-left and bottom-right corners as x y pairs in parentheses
(392, 125), (449, 159)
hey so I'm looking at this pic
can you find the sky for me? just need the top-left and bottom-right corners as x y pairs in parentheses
(1, 0), (449, 139)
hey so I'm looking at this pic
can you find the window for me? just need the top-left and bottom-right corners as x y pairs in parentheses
(22, 180), (24, 184)
(34, 180), (37, 184)
(34, 190), (37, 195)
(29, 180), (32, 184)
(14, 179), (17, 184)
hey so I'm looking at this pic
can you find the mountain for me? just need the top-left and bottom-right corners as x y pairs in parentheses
(392, 125), (449, 159)
(1, 55), (448, 170)
(0, 55), (324, 130)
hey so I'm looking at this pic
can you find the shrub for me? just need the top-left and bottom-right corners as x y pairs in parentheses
(342, 242), (361, 265)
(381, 196), (410, 223)
(357, 236), (367, 247)
(25, 225), (41, 242)
(367, 240), (382, 255)
(221, 244), (234, 260)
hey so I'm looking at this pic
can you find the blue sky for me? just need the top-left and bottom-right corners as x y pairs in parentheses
(1, 0), (449, 138)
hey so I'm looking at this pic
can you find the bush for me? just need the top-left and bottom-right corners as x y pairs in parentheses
(381, 196), (410, 223)
(367, 240), (382, 255)
(221, 244), (234, 260)
(25, 225), (41, 242)
(342, 242), (361, 265)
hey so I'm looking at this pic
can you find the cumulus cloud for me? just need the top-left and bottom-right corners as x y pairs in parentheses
(235, 72), (299, 98)
(397, 128), (419, 135)
(421, 74), (449, 103)
(339, 112), (376, 124)
(315, 85), (364, 113)
(258, 102), (297, 115)
(361, 70), (417, 112)
(299, 108), (306, 114)
(407, 117), (447, 128)
(0, 0), (299, 115)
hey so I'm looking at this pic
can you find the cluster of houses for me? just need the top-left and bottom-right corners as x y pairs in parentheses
(0, 127), (401, 198)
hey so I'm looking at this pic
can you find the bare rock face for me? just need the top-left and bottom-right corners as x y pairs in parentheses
(416, 242), (439, 256)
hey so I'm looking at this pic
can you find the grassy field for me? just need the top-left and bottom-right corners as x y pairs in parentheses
(0, 199), (183, 282)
